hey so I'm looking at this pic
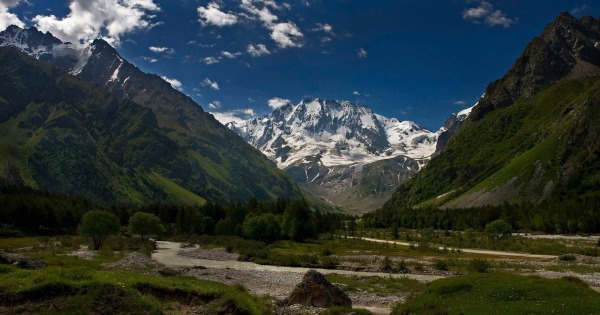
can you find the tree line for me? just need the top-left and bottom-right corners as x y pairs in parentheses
(363, 196), (600, 233)
(0, 186), (350, 242)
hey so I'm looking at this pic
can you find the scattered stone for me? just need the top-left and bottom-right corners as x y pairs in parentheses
(102, 252), (163, 271)
(178, 247), (240, 261)
(180, 243), (196, 249)
(0, 252), (46, 269)
(285, 270), (351, 308)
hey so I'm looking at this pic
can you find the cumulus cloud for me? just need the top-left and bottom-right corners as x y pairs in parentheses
(353, 91), (360, 96)
(198, 2), (238, 27)
(211, 108), (256, 125)
(161, 76), (182, 89)
(270, 22), (303, 48)
(149, 46), (175, 54)
(0, 0), (24, 31)
(247, 43), (271, 57)
(202, 78), (220, 90)
(268, 97), (291, 110)
(240, 0), (304, 48)
(32, 0), (160, 45)
(203, 56), (220, 65)
(357, 48), (368, 58)
(463, 1), (517, 28)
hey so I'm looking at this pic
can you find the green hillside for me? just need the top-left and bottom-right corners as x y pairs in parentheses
(369, 14), (600, 223)
(0, 47), (301, 204)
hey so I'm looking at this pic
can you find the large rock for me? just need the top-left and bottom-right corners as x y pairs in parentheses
(0, 252), (47, 269)
(285, 270), (351, 308)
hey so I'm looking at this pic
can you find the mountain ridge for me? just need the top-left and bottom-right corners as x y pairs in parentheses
(369, 13), (600, 220)
(0, 26), (302, 203)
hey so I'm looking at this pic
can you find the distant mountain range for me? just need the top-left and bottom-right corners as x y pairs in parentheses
(372, 13), (600, 216)
(0, 25), (301, 203)
(225, 98), (473, 213)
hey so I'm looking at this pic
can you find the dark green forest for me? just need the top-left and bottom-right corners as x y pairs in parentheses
(0, 186), (350, 242)
(364, 196), (600, 234)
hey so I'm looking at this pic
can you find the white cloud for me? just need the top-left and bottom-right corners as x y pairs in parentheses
(32, 0), (160, 46)
(202, 78), (220, 90)
(197, 2), (238, 27)
(161, 76), (182, 89)
(321, 37), (332, 43)
(0, 0), (24, 31)
(221, 50), (240, 58)
(140, 56), (158, 63)
(453, 100), (467, 106)
(313, 22), (333, 34)
(270, 22), (303, 48)
(248, 97), (255, 103)
(353, 91), (360, 96)
(240, 0), (304, 48)
(208, 100), (222, 109)
(267, 97), (291, 110)
(463, 1), (492, 20)
(485, 10), (517, 28)
(463, 1), (516, 28)
(211, 108), (256, 125)
(247, 43), (271, 57)
(357, 48), (367, 58)
(149, 46), (175, 54)
(203, 56), (220, 64)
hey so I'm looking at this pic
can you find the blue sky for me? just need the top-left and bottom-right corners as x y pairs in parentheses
(2, 0), (598, 129)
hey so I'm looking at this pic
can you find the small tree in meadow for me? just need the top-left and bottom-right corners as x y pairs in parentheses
(79, 210), (120, 250)
(128, 212), (164, 240)
(485, 219), (513, 239)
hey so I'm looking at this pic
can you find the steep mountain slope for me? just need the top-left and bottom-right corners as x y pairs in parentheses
(226, 98), (472, 212)
(0, 27), (301, 203)
(375, 13), (600, 214)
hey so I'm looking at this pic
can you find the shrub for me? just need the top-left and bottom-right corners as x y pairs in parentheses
(559, 254), (576, 261)
(434, 260), (449, 271)
(485, 219), (513, 239)
(469, 259), (491, 273)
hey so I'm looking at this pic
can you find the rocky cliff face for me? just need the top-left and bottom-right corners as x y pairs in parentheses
(472, 12), (600, 120)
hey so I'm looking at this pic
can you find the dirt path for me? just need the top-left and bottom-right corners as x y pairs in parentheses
(152, 241), (445, 282)
(352, 236), (558, 259)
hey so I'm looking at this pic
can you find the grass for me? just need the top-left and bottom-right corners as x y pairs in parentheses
(0, 236), (271, 314)
(393, 272), (600, 315)
(149, 172), (207, 205)
(325, 274), (425, 297)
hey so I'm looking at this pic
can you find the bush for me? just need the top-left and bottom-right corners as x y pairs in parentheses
(434, 260), (449, 271)
(469, 259), (491, 273)
(559, 254), (577, 261)
(485, 219), (513, 239)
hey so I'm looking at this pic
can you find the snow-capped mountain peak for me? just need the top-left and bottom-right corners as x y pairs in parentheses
(228, 99), (441, 168)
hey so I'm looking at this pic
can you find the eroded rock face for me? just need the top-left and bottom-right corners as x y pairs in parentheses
(285, 270), (351, 308)
(0, 252), (46, 269)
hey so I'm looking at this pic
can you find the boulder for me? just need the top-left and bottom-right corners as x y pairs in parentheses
(0, 252), (47, 269)
(285, 270), (351, 308)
